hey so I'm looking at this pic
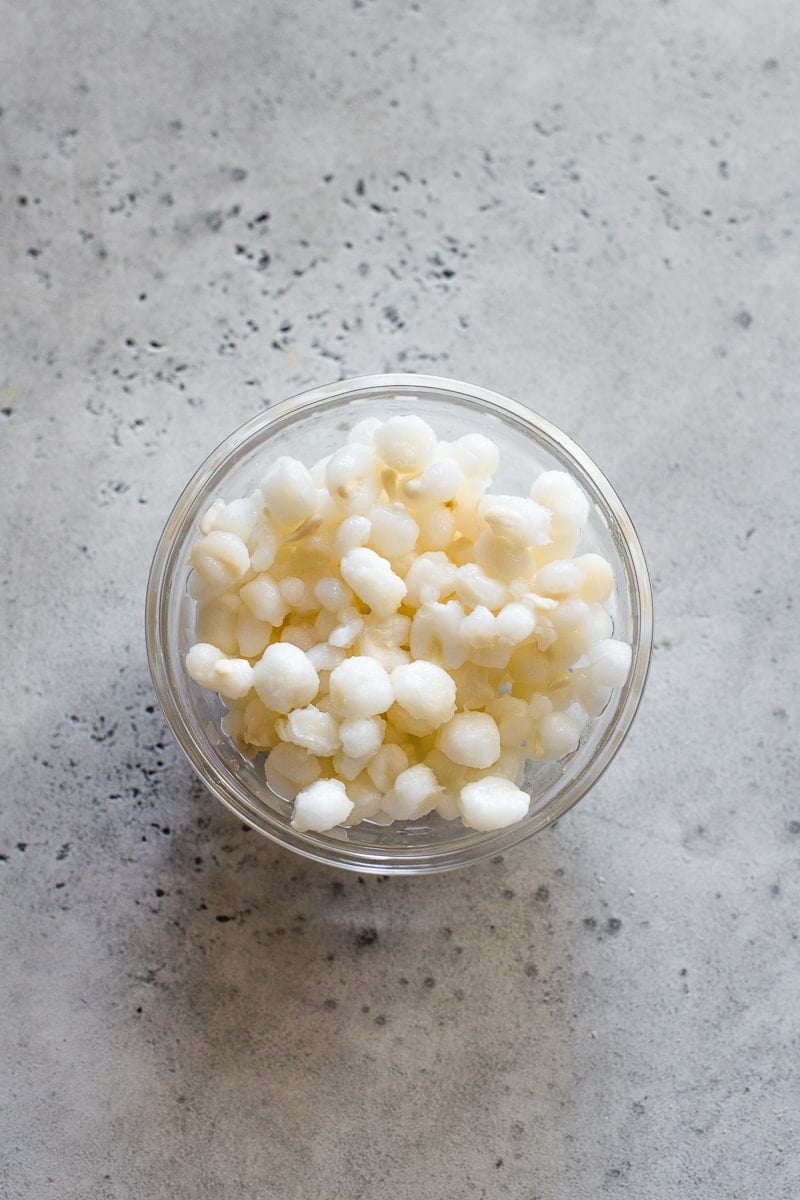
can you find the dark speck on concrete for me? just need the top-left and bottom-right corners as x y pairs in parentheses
(215, 914), (232, 923)
(56, 843), (70, 861)
(788, 820), (800, 835)
(583, 916), (597, 929)
(323, 998), (337, 1010)
(357, 927), (378, 946)
(736, 310), (753, 328)
(536, 885), (550, 902)
(607, 917), (623, 935)
(423, 976), (435, 988)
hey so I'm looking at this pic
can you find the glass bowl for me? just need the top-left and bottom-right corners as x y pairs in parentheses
(146, 374), (652, 874)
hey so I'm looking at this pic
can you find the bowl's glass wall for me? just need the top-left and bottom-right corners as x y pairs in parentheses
(147, 375), (652, 873)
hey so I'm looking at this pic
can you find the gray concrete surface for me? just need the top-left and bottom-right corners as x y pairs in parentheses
(2, 1), (798, 1197)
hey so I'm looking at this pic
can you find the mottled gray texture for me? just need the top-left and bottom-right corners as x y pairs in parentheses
(1, 1), (798, 1197)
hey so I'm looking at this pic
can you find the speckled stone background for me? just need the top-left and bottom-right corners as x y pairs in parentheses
(2, 2), (799, 1197)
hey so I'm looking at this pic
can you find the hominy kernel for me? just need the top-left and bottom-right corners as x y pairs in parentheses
(326, 443), (381, 515)
(328, 656), (394, 719)
(191, 530), (250, 597)
(280, 706), (341, 756)
(334, 514), (372, 556)
(437, 711), (501, 769)
(444, 434), (499, 479)
(340, 547), (407, 617)
(536, 710), (581, 760)
(240, 575), (288, 625)
(367, 744), (410, 792)
(340, 717), (385, 760)
(383, 764), (443, 820)
(262, 457), (316, 529)
(253, 642), (319, 713)
(588, 639), (632, 687)
(404, 552), (458, 607)
(368, 503), (419, 559)
(292, 779), (353, 832)
(531, 470), (590, 533)
(459, 777), (530, 831)
(390, 661), (457, 727)
(479, 495), (551, 548)
(374, 415), (438, 473)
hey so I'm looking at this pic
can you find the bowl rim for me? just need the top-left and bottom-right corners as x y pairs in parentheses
(146, 373), (653, 874)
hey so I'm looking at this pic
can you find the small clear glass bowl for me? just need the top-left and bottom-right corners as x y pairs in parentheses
(146, 374), (652, 874)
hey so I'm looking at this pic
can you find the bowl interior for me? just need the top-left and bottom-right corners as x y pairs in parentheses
(148, 376), (652, 873)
